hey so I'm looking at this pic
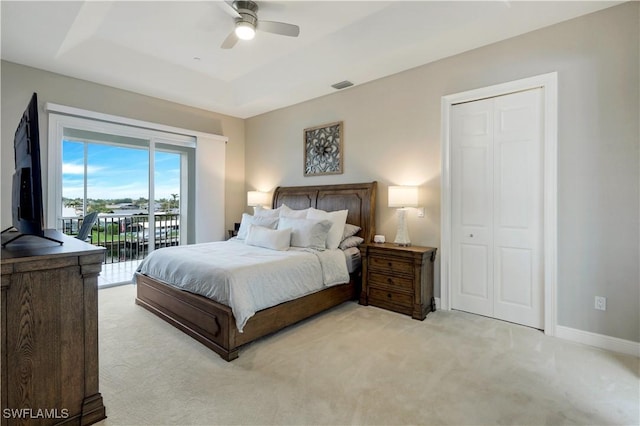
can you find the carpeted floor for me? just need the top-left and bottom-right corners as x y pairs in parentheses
(95, 284), (639, 425)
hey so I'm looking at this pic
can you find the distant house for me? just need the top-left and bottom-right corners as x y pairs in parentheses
(106, 203), (139, 210)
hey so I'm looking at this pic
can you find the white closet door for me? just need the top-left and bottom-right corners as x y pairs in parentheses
(492, 90), (543, 328)
(451, 98), (495, 318)
(451, 89), (544, 329)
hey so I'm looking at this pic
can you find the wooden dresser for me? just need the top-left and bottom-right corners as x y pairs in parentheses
(360, 243), (437, 320)
(1, 230), (106, 426)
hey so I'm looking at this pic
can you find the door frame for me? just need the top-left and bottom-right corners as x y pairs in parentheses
(440, 72), (558, 335)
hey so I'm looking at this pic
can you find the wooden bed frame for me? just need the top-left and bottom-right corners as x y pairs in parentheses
(135, 182), (377, 361)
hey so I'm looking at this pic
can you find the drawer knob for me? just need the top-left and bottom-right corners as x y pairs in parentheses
(387, 293), (392, 299)
(387, 262), (392, 267)
(387, 278), (393, 284)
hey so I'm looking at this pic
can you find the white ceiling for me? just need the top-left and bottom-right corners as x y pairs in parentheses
(1, 1), (621, 119)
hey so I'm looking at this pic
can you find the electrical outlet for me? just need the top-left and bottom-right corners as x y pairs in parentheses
(417, 207), (425, 218)
(595, 296), (606, 311)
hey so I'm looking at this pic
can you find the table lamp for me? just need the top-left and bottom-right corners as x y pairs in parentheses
(388, 185), (418, 246)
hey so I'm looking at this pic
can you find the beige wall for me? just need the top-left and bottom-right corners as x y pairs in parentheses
(245, 3), (639, 342)
(0, 61), (246, 235)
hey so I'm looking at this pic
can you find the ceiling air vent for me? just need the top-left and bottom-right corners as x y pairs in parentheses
(331, 80), (354, 90)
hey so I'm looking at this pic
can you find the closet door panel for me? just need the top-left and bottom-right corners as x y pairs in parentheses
(493, 89), (544, 328)
(451, 98), (494, 317)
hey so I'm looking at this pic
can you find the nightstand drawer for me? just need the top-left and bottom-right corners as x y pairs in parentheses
(369, 287), (413, 308)
(369, 274), (413, 291)
(368, 256), (413, 276)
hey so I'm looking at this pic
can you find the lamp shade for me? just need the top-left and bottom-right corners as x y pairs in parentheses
(247, 191), (270, 207)
(388, 186), (419, 208)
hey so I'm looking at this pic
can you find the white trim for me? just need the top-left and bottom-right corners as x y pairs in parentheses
(45, 102), (228, 143)
(556, 326), (640, 358)
(440, 72), (558, 336)
(48, 115), (71, 227)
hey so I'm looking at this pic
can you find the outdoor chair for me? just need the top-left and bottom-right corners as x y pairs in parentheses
(76, 212), (98, 242)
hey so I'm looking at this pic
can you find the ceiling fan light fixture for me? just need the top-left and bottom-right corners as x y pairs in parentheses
(220, 1), (299, 49)
(235, 21), (256, 40)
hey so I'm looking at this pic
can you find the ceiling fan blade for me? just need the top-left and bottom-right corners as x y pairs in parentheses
(221, 30), (239, 49)
(218, 1), (241, 19)
(258, 20), (300, 37)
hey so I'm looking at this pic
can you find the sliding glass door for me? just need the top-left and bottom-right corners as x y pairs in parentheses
(62, 139), (150, 217)
(152, 140), (194, 251)
(52, 118), (196, 264)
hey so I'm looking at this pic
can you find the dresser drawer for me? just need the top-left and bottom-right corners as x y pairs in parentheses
(368, 256), (413, 276)
(368, 287), (413, 309)
(368, 273), (413, 291)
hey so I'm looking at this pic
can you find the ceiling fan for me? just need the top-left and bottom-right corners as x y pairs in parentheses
(219, 0), (300, 49)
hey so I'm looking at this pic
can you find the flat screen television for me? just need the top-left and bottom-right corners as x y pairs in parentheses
(2, 93), (62, 246)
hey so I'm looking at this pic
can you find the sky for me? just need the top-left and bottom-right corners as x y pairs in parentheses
(62, 141), (180, 201)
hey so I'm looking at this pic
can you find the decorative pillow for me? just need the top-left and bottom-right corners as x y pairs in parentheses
(279, 204), (311, 219)
(342, 223), (361, 240)
(278, 217), (332, 250)
(339, 236), (364, 250)
(306, 208), (349, 250)
(245, 224), (291, 251)
(236, 213), (279, 240)
(253, 205), (280, 218)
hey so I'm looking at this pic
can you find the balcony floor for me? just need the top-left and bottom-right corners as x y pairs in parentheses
(99, 259), (142, 288)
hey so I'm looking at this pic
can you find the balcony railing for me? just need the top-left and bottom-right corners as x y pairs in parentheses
(60, 213), (180, 264)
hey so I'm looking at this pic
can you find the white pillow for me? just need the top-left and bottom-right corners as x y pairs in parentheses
(245, 224), (291, 251)
(278, 217), (332, 250)
(280, 204), (310, 219)
(254, 205), (280, 218)
(306, 208), (349, 250)
(236, 213), (279, 240)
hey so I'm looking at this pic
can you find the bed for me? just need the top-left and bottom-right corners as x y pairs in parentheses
(134, 182), (376, 361)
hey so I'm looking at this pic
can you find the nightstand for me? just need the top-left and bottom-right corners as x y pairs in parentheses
(360, 243), (437, 320)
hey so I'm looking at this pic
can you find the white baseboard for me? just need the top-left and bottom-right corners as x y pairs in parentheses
(556, 325), (640, 358)
(435, 300), (638, 358)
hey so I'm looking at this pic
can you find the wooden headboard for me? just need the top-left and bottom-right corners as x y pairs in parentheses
(272, 182), (377, 244)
